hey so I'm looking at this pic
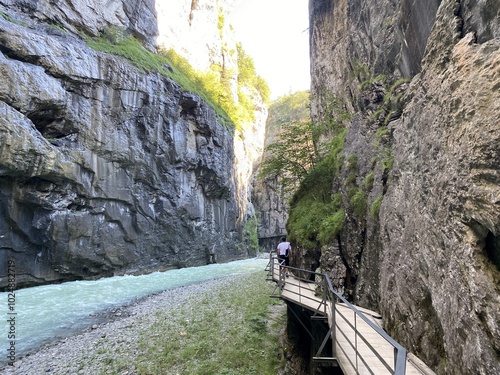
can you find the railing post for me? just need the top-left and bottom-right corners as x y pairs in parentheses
(269, 251), (274, 280)
(355, 312), (358, 371)
(322, 276), (327, 315)
(394, 347), (397, 375)
(331, 283), (336, 359)
(278, 261), (284, 293)
(394, 347), (407, 375)
(267, 252), (272, 279)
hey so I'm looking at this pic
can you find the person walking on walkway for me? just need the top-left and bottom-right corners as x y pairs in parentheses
(276, 237), (292, 277)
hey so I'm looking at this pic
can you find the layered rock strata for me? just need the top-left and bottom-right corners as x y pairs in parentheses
(0, 0), (265, 289)
(309, 0), (499, 373)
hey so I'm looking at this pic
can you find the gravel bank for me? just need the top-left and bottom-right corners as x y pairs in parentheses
(0, 275), (241, 375)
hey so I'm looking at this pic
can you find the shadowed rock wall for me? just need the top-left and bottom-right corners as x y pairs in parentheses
(309, 0), (499, 373)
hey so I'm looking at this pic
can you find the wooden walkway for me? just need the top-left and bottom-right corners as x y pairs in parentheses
(267, 256), (435, 375)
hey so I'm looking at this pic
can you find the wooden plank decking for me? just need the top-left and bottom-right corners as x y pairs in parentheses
(268, 260), (434, 375)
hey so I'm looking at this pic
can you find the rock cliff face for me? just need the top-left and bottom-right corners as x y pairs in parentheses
(252, 91), (312, 253)
(0, 0), (265, 289)
(155, 0), (268, 239)
(309, 0), (499, 374)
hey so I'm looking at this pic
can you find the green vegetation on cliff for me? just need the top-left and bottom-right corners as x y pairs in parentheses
(287, 127), (348, 249)
(259, 91), (316, 195)
(260, 80), (401, 251)
(241, 215), (260, 255)
(260, 91), (351, 249)
(86, 28), (269, 130)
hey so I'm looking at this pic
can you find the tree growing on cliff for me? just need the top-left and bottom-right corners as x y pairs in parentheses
(259, 91), (315, 195)
(264, 91), (351, 249)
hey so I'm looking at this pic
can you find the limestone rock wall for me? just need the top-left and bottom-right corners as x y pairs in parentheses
(156, 0), (268, 229)
(380, 7), (500, 374)
(252, 120), (288, 245)
(0, 0), (264, 289)
(309, 0), (499, 373)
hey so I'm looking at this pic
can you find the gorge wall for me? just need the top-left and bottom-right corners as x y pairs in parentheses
(308, 0), (499, 374)
(0, 0), (266, 290)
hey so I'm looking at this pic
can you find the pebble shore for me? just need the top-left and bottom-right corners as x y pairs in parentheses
(0, 275), (239, 375)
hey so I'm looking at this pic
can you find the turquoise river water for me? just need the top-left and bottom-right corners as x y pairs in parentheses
(0, 257), (268, 365)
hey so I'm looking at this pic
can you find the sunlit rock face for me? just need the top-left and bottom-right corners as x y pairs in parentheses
(309, 0), (499, 373)
(0, 0), (265, 289)
(156, 0), (237, 72)
(156, 0), (268, 229)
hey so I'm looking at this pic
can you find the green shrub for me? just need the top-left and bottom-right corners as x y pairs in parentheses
(331, 128), (347, 167)
(236, 43), (270, 104)
(288, 189), (345, 248)
(347, 154), (357, 169)
(383, 78), (410, 106)
(344, 171), (357, 187)
(237, 88), (256, 124)
(345, 155), (357, 187)
(370, 195), (383, 218)
(288, 198), (331, 249)
(350, 61), (387, 90)
(270, 92), (350, 250)
(376, 127), (390, 139)
(287, 130), (348, 248)
(383, 148), (394, 171)
(349, 189), (367, 217)
(363, 171), (374, 191)
(217, 10), (225, 39)
(318, 208), (345, 244)
(260, 118), (317, 195)
(254, 75), (271, 103)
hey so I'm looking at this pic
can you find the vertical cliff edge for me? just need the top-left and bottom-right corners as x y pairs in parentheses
(0, 0), (267, 289)
(308, 0), (499, 373)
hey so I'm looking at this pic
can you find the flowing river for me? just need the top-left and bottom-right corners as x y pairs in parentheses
(0, 257), (268, 365)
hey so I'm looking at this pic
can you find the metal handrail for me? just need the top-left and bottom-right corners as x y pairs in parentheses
(266, 252), (407, 375)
